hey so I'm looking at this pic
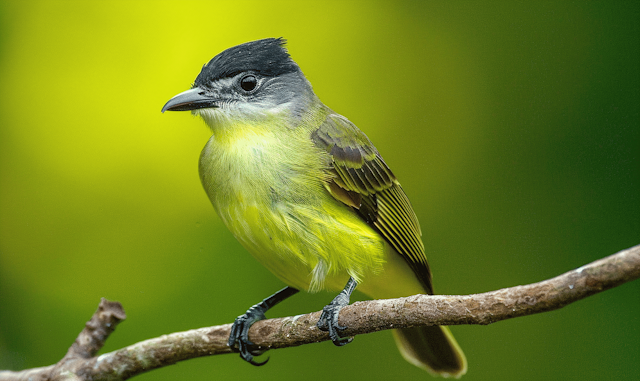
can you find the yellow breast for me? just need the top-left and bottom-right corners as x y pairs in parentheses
(198, 122), (387, 292)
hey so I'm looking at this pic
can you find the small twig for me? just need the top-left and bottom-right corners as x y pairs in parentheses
(0, 299), (126, 381)
(64, 299), (126, 360)
(1, 244), (638, 381)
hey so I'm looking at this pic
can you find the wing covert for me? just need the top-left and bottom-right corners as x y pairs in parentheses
(312, 112), (433, 293)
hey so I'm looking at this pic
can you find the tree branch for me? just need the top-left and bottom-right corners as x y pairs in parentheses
(1, 244), (638, 381)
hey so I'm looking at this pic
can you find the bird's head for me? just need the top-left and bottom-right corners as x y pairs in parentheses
(162, 38), (315, 128)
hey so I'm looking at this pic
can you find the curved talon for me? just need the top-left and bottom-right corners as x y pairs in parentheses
(318, 304), (353, 345)
(228, 307), (268, 366)
(317, 277), (358, 346)
(245, 354), (270, 366)
(238, 339), (269, 366)
(228, 286), (299, 366)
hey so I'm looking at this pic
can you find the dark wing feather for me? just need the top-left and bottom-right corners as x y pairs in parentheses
(312, 113), (433, 293)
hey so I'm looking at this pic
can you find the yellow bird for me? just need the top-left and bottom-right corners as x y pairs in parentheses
(162, 38), (466, 377)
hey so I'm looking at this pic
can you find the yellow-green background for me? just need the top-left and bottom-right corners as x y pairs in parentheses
(1, 1), (638, 380)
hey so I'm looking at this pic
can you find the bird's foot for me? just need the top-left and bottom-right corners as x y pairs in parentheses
(317, 277), (357, 346)
(228, 286), (298, 366)
(317, 300), (353, 346)
(228, 305), (269, 366)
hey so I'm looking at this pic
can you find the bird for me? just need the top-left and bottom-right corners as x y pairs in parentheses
(162, 37), (466, 377)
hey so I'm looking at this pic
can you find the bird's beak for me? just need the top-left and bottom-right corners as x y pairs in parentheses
(161, 88), (219, 113)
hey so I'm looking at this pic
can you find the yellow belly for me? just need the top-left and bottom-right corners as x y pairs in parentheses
(197, 124), (384, 291)
(198, 123), (424, 297)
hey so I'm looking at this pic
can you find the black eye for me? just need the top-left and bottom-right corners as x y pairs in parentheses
(240, 75), (257, 91)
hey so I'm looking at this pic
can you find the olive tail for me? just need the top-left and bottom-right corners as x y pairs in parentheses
(392, 325), (467, 378)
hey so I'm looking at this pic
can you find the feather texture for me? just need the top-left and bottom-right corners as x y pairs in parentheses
(312, 112), (433, 293)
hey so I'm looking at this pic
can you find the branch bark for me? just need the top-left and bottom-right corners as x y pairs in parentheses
(1, 244), (638, 381)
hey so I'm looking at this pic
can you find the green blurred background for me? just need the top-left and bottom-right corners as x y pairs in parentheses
(1, 1), (638, 380)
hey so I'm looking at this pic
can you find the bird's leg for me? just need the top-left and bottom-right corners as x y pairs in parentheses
(229, 286), (299, 365)
(317, 277), (358, 346)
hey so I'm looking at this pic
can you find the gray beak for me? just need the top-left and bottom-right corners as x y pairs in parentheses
(161, 88), (219, 112)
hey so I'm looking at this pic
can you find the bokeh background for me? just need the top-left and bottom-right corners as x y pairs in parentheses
(1, 1), (638, 380)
